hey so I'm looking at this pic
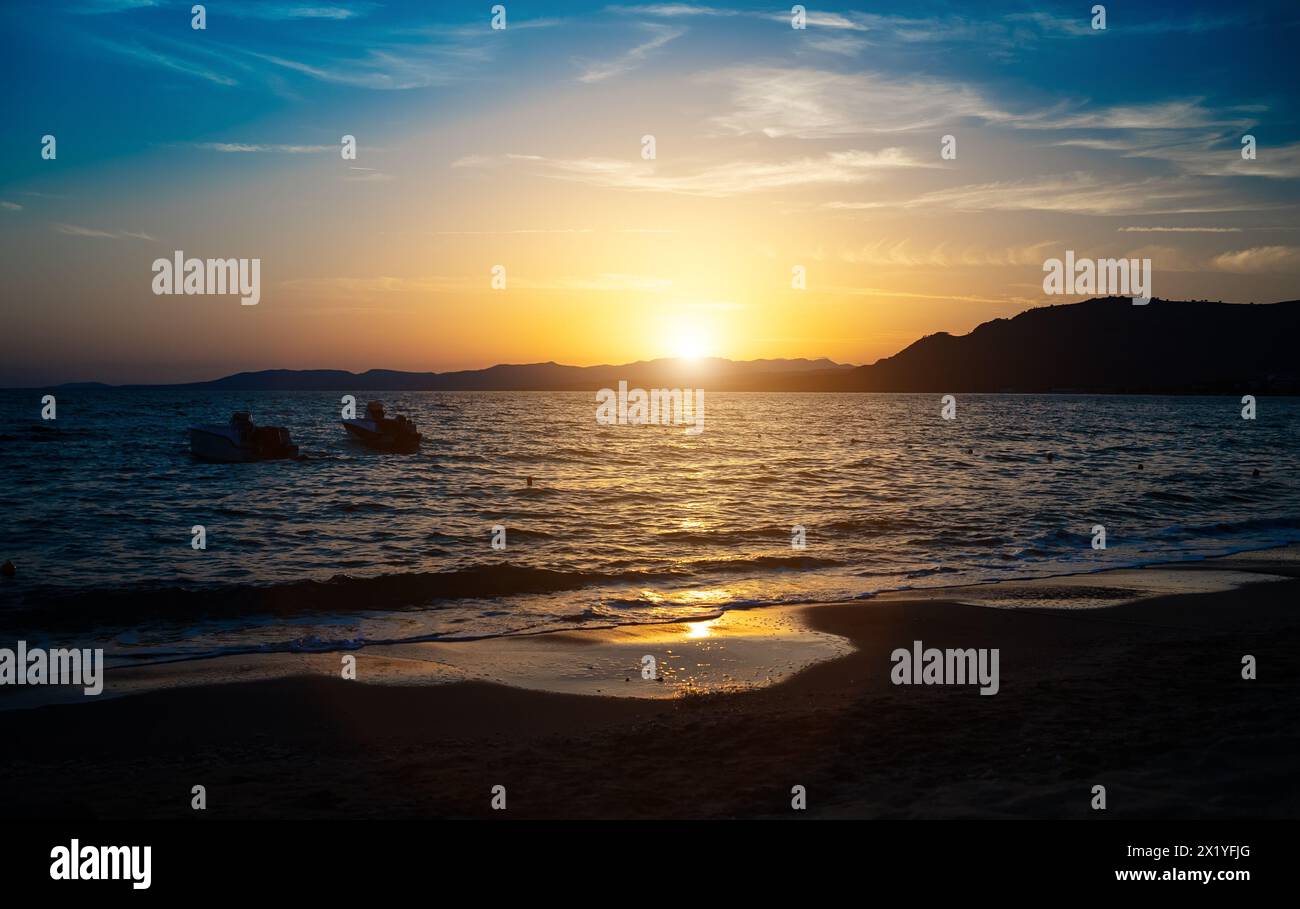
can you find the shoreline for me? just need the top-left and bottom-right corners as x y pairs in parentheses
(4, 543), (1299, 710)
(2, 547), (1298, 818)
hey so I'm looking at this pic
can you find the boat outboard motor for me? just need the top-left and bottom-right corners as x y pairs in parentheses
(252, 426), (294, 458)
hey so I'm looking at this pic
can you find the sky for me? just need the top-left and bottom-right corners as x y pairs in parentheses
(2, 0), (1299, 385)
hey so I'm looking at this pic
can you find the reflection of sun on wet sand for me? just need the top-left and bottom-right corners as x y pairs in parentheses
(14, 607), (850, 707)
(366, 608), (853, 698)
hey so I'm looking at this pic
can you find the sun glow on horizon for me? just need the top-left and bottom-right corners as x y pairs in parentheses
(667, 316), (715, 360)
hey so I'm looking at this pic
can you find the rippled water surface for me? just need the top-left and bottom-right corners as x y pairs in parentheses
(1, 390), (1296, 661)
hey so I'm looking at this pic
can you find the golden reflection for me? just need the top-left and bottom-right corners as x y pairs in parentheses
(677, 588), (730, 604)
(641, 587), (733, 607)
(685, 617), (720, 639)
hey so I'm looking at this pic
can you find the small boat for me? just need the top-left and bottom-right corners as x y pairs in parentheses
(342, 400), (421, 452)
(189, 412), (299, 462)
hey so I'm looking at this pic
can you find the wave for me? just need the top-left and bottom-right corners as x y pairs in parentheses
(1, 552), (845, 633)
(0, 425), (104, 442)
(684, 554), (842, 573)
(1159, 516), (1300, 538)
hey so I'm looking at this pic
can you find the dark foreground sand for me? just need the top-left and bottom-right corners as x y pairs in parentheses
(3, 552), (1298, 819)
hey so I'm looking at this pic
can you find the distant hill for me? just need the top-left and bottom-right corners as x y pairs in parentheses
(136, 357), (854, 392)
(45, 298), (1300, 393)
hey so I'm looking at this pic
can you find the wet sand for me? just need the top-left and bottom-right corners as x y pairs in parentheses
(2, 549), (1298, 819)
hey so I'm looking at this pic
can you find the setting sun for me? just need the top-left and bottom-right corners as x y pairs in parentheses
(669, 319), (713, 360)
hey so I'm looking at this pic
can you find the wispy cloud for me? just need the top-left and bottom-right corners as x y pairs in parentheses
(433, 228), (593, 236)
(1211, 246), (1300, 272)
(843, 239), (1060, 268)
(430, 227), (679, 235)
(821, 284), (1028, 305)
(756, 9), (1243, 48)
(827, 172), (1261, 217)
(1024, 99), (1250, 131)
(709, 66), (1256, 141)
(344, 166), (395, 182)
(74, 0), (371, 17)
(221, 3), (376, 20)
(82, 10), (541, 93)
(636, 4), (1018, 43)
(577, 23), (684, 83)
(1, 201), (23, 211)
(401, 17), (565, 39)
(792, 11), (874, 31)
(1118, 226), (1242, 233)
(802, 34), (871, 56)
(707, 67), (1017, 138)
(70, 0), (159, 14)
(455, 148), (932, 197)
(1058, 134), (1300, 178)
(192, 142), (332, 153)
(1007, 10), (1243, 37)
(605, 4), (737, 17)
(279, 271), (674, 295)
(90, 36), (238, 86)
(53, 223), (157, 241)
(242, 45), (489, 90)
(1002, 12), (1095, 37)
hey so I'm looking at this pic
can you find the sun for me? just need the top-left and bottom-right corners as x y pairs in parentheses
(670, 323), (712, 360)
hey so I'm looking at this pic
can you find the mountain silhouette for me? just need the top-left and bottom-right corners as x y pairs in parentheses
(821, 297), (1300, 393)
(147, 357), (852, 392)
(51, 298), (1300, 393)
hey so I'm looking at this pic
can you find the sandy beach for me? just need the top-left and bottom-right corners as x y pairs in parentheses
(3, 547), (1298, 819)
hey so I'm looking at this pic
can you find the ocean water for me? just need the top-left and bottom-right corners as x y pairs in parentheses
(1, 390), (1297, 664)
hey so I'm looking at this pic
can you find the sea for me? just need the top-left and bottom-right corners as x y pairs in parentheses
(1, 390), (1296, 666)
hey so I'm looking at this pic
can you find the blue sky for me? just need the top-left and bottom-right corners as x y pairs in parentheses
(3, 1), (1300, 383)
(7, 1), (1297, 168)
